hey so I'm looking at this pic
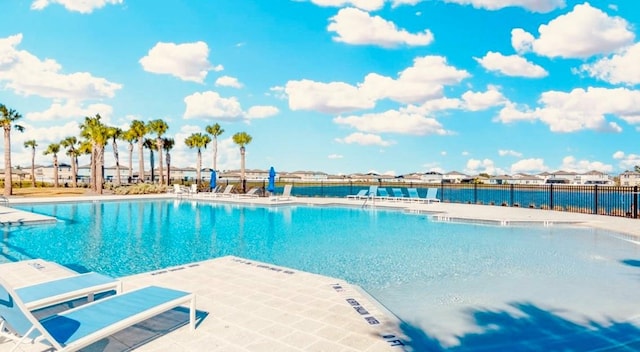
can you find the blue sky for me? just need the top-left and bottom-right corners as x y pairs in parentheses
(2, 0), (640, 176)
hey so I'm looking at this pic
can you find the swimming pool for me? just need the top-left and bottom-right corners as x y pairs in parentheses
(5, 199), (640, 350)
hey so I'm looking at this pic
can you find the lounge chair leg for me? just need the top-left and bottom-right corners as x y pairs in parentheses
(190, 295), (196, 331)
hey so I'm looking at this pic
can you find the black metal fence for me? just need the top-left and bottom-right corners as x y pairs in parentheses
(249, 181), (639, 219)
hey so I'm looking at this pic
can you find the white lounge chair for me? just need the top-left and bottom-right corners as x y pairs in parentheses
(189, 184), (198, 196)
(213, 184), (234, 197)
(346, 189), (368, 199)
(16, 272), (122, 311)
(271, 184), (292, 201)
(391, 188), (406, 201)
(407, 188), (425, 203)
(425, 187), (441, 203)
(239, 187), (261, 198)
(0, 277), (196, 352)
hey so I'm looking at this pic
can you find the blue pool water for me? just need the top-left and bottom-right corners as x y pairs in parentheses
(5, 199), (640, 350)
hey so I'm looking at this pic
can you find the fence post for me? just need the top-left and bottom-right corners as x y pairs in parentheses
(593, 184), (598, 215)
(634, 186), (638, 219)
(549, 184), (554, 210)
(510, 184), (514, 206)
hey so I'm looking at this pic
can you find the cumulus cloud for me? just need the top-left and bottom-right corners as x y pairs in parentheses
(285, 79), (375, 113)
(215, 75), (243, 88)
(461, 86), (507, 111)
(495, 87), (640, 132)
(335, 132), (394, 146)
(511, 3), (634, 58)
(25, 101), (113, 122)
(334, 110), (450, 135)
(465, 158), (504, 175)
(285, 55), (469, 113)
(183, 91), (279, 122)
(328, 8), (434, 48)
(475, 51), (548, 78)
(560, 156), (613, 173)
(183, 91), (243, 120)
(443, 0), (564, 13)
(0, 34), (121, 100)
(31, 0), (122, 13)
(499, 149), (523, 157)
(245, 105), (279, 120)
(613, 151), (640, 170)
(139, 41), (213, 83)
(580, 42), (640, 85)
(510, 158), (547, 174)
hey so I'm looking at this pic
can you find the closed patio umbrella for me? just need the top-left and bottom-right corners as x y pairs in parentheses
(267, 167), (276, 193)
(210, 170), (217, 191)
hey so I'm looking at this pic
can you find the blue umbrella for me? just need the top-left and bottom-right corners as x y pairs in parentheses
(210, 170), (217, 191)
(267, 167), (276, 193)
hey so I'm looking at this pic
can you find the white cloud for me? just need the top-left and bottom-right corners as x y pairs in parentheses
(328, 7), (434, 48)
(0, 34), (121, 100)
(245, 106), (279, 120)
(308, 0), (385, 11)
(580, 42), (640, 85)
(285, 55), (469, 113)
(510, 158), (547, 174)
(334, 110), (450, 135)
(465, 158), (504, 175)
(511, 3), (634, 58)
(328, 154), (344, 159)
(31, 0), (122, 13)
(560, 156), (613, 173)
(499, 149), (523, 157)
(285, 79), (375, 113)
(495, 87), (640, 132)
(443, 0), (564, 13)
(613, 151), (640, 170)
(215, 75), (243, 88)
(25, 101), (113, 122)
(335, 132), (394, 146)
(183, 91), (243, 120)
(139, 41), (212, 83)
(461, 86), (506, 111)
(475, 51), (548, 78)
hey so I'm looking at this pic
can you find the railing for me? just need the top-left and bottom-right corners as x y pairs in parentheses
(232, 181), (639, 219)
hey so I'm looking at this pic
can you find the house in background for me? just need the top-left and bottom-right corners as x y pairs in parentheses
(619, 170), (640, 186)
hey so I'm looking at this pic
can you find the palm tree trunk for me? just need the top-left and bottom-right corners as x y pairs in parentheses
(128, 143), (133, 182)
(196, 150), (202, 186)
(138, 140), (144, 182)
(157, 139), (164, 185)
(213, 138), (218, 171)
(240, 146), (246, 193)
(4, 127), (12, 196)
(98, 146), (104, 194)
(166, 152), (171, 186)
(53, 155), (59, 188)
(113, 141), (121, 185)
(30, 149), (35, 187)
(90, 146), (97, 191)
(72, 156), (78, 188)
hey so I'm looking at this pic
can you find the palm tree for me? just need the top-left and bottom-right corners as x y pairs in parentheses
(107, 127), (123, 185)
(61, 136), (79, 188)
(232, 132), (252, 193)
(148, 119), (168, 184)
(185, 133), (211, 186)
(163, 137), (175, 186)
(23, 139), (37, 187)
(129, 120), (147, 182)
(143, 138), (156, 183)
(43, 143), (61, 187)
(0, 104), (25, 196)
(80, 114), (110, 193)
(205, 123), (224, 171)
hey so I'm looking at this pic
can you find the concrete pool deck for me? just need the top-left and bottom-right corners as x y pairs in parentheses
(1, 194), (640, 351)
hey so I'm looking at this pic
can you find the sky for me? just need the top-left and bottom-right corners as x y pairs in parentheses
(2, 0), (640, 177)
